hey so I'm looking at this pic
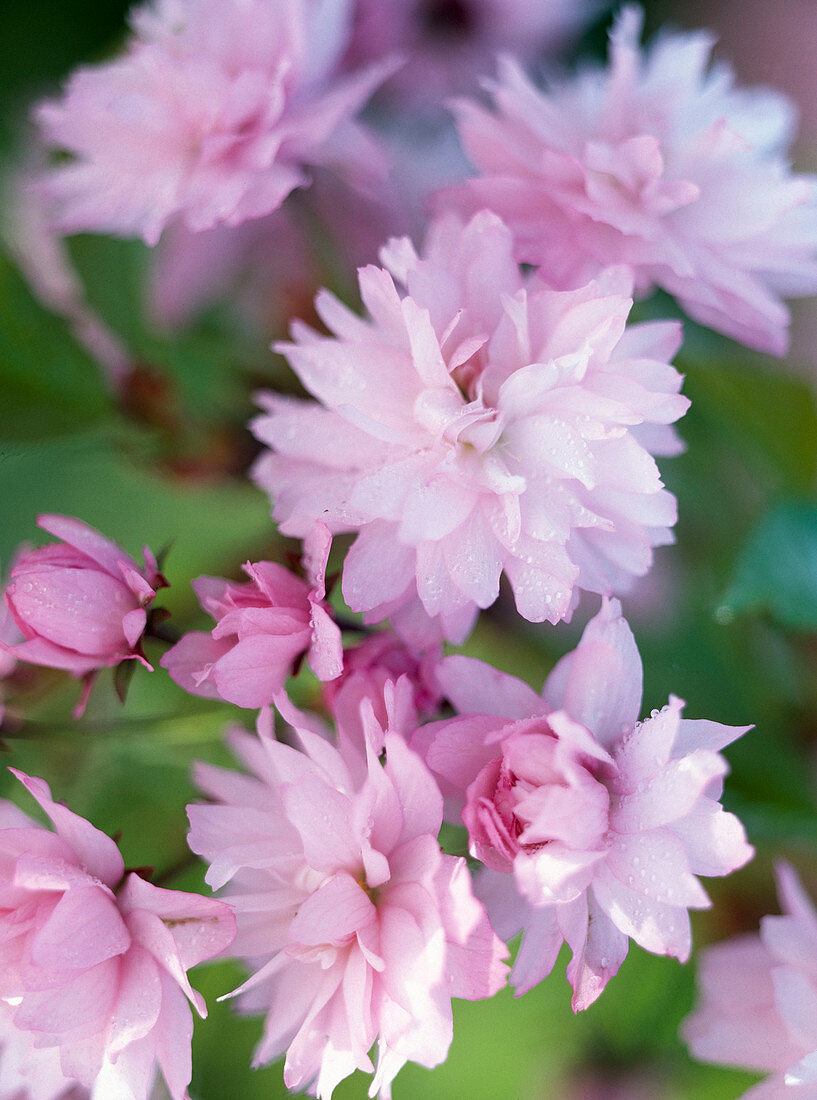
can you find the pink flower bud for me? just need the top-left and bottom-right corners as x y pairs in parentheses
(3, 515), (166, 681)
(161, 521), (341, 708)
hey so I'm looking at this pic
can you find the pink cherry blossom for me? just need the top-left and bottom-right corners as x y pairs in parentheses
(343, 0), (600, 109)
(438, 5), (817, 355)
(252, 209), (688, 645)
(683, 862), (817, 1098)
(160, 522), (342, 707)
(187, 703), (508, 1098)
(3, 516), (166, 709)
(35, 0), (395, 246)
(0, 769), (235, 1100)
(412, 597), (753, 1009)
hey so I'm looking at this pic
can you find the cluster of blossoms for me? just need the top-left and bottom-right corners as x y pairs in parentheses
(3, 0), (816, 1096)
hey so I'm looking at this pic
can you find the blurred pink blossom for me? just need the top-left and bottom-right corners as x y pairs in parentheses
(35, 0), (395, 246)
(161, 522), (342, 707)
(253, 210), (688, 645)
(3, 516), (166, 709)
(683, 862), (817, 1098)
(439, 5), (817, 355)
(413, 597), (753, 1009)
(0, 769), (235, 1100)
(344, 0), (601, 109)
(187, 703), (507, 1098)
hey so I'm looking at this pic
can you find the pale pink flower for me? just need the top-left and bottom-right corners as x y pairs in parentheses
(683, 862), (817, 1099)
(161, 522), (342, 708)
(252, 210), (688, 645)
(3, 516), (166, 709)
(412, 597), (753, 1009)
(187, 703), (508, 1098)
(439, 5), (817, 355)
(0, 769), (235, 1100)
(344, 0), (600, 108)
(35, 0), (395, 246)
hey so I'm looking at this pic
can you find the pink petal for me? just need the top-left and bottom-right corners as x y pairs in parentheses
(543, 597), (642, 746)
(29, 883), (130, 971)
(435, 655), (546, 719)
(212, 632), (308, 707)
(106, 943), (162, 1055)
(591, 867), (692, 960)
(10, 770), (124, 888)
(307, 603), (343, 681)
(14, 957), (119, 1035)
(116, 873), (235, 969)
(289, 872), (376, 946)
(160, 631), (232, 699)
(565, 893), (629, 1012)
(37, 514), (140, 580)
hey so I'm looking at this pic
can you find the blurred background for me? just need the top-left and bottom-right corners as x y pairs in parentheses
(1, 2), (816, 1097)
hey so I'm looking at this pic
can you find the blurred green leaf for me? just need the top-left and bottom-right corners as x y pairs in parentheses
(681, 358), (817, 494)
(721, 501), (817, 630)
(67, 233), (269, 425)
(0, 250), (111, 440)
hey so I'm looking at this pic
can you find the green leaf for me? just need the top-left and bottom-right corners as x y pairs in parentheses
(0, 251), (111, 440)
(721, 500), (817, 630)
(681, 357), (817, 494)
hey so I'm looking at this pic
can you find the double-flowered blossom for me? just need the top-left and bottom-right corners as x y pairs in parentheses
(253, 210), (689, 645)
(35, 0), (395, 246)
(3, 515), (165, 690)
(439, 5), (817, 354)
(161, 521), (342, 708)
(187, 704), (508, 1098)
(0, 769), (235, 1100)
(683, 862), (817, 1098)
(413, 598), (753, 1009)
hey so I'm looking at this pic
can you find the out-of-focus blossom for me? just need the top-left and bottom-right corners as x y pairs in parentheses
(35, 0), (395, 246)
(161, 522), (342, 707)
(252, 210), (688, 645)
(0, 769), (235, 1100)
(439, 5), (817, 355)
(344, 0), (601, 109)
(147, 168), (401, 333)
(413, 597), (753, 1009)
(683, 862), (817, 1098)
(187, 704), (508, 1099)
(3, 515), (166, 696)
